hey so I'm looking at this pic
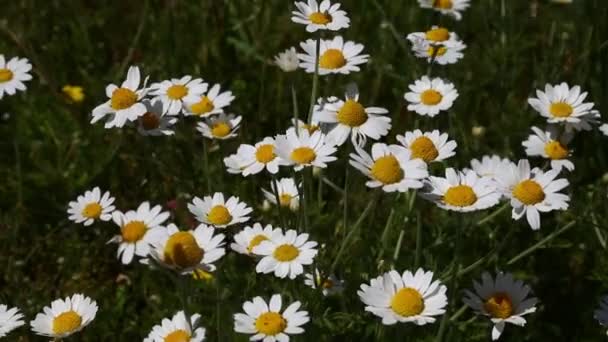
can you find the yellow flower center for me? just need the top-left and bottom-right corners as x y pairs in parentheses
(443, 185), (478, 207)
(390, 288), (425, 317)
(425, 27), (450, 42)
(211, 122), (232, 138)
(111, 88), (138, 110)
(544, 140), (569, 160)
(193, 269), (214, 281)
(290, 147), (316, 165)
(81, 202), (102, 219)
(52, 310), (82, 334)
(167, 84), (188, 100)
(164, 231), (204, 269)
(140, 112), (161, 130)
(0, 68), (13, 82)
(409, 136), (439, 162)
(337, 100), (368, 127)
(62, 85), (85, 102)
(191, 96), (215, 116)
(164, 329), (191, 342)
(370, 155), (403, 184)
(308, 11), (332, 25)
(247, 234), (269, 253)
(301, 123), (319, 134)
(256, 144), (276, 163)
(319, 49), (347, 70)
(420, 89), (443, 105)
(207, 205), (232, 225)
(512, 179), (545, 205)
(484, 293), (513, 319)
(255, 312), (287, 336)
(549, 102), (573, 118)
(279, 194), (293, 207)
(433, 0), (453, 9)
(273, 244), (300, 262)
(427, 46), (447, 57)
(121, 220), (147, 243)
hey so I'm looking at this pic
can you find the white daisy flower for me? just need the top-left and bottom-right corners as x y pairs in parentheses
(185, 83), (235, 117)
(108, 202), (170, 264)
(349, 143), (428, 192)
(30, 294), (98, 339)
(290, 117), (323, 136)
(234, 294), (309, 341)
(196, 113), (242, 140)
(528, 82), (601, 131)
(396, 129), (457, 163)
(522, 126), (574, 171)
(463, 272), (538, 340)
(91, 66), (149, 128)
(304, 268), (344, 296)
(298, 36), (369, 75)
(274, 47), (300, 72)
(422, 168), (501, 212)
(149, 223), (225, 274)
(0, 305), (24, 338)
(231, 223), (284, 256)
(358, 269), (448, 325)
(291, 0), (350, 32)
(275, 127), (337, 171)
(67, 187), (115, 226)
(262, 178), (301, 212)
(188, 193), (253, 228)
(469, 155), (512, 180)
(223, 137), (287, 176)
(417, 0), (470, 20)
(149, 75), (208, 116)
(0, 55), (32, 99)
(136, 99), (177, 136)
(601, 124), (608, 136)
(412, 39), (466, 65)
(495, 159), (570, 230)
(406, 26), (461, 46)
(404, 76), (458, 117)
(253, 229), (318, 279)
(143, 311), (206, 342)
(594, 296), (608, 335)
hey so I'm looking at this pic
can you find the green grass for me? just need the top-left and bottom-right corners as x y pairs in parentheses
(2, 0), (608, 340)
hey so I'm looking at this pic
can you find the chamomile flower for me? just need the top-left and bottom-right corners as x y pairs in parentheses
(275, 127), (337, 171)
(495, 159), (570, 230)
(149, 75), (207, 115)
(412, 39), (466, 65)
(290, 116), (323, 136)
(0, 305), (24, 338)
(30, 294), (98, 339)
(304, 269), (344, 296)
(234, 294), (309, 341)
(143, 311), (206, 342)
(108, 202), (170, 264)
(291, 0), (350, 32)
(298, 36), (369, 75)
(350, 143), (428, 192)
(188, 193), (253, 228)
(469, 155), (512, 180)
(196, 113), (242, 140)
(463, 272), (538, 340)
(522, 126), (574, 171)
(396, 130), (457, 163)
(601, 124), (608, 136)
(274, 47), (300, 72)
(423, 168), (501, 212)
(67, 187), (115, 226)
(223, 137), (286, 176)
(417, 0), (470, 20)
(594, 296), (608, 335)
(231, 223), (284, 256)
(404, 77), (458, 117)
(91, 66), (149, 128)
(149, 223), (225, 274)
(137, 99), (177, 136)
(253, 229), (318, 279)
(262, 178), (300, 212)
(0, 55), (32, 99)
(406, 26), (461, 46)
(528, 82), (600, 131)
(185, 83), (235, 117)
(358, 269), (448, 325)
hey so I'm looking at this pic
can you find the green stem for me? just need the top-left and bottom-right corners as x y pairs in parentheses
(507, 221), (576, 265)
(307, 36), (321, 124)
(291, 83), (300, 136)
(414, 210), (423, 268)
(300, 170), (310, 232)
(475, 203), (508, 226)
(177, 275), (192, 331)
(202, 139), (211, 193)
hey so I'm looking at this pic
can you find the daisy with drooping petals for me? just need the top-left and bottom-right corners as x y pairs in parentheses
(0, 55), (32, 99)
(291, 0), (350, 32)
(186, 83), (235, 117)
(196, 113), (242, 140)
(463, 272), (538, 340)
(404, 77), (458, 117)
(495, 159), (570, 230)
(298, 36), (369, 75)
(143, 311), (206, 342)
(254, 229), (318, 279)
(188, 193), (253, 228)
(422, 168), (501, 212)
(358, 269), (448, 325)
(0, 305), (24, 338)
(91, 66), (149, 128)
(522, 126), (574, 171)
(275, 127), (337, 171)
(223, 137), (287, 176)
(304, 268), (344, 296)
(67, 187), (115, 226)
(30, 294), (98, 339)
(149, 75), (207, 116)
(137, 99), (177, 136)
(406, 26), (461, 46)
(350, 143), (428, 192)
(234, 294), (309, 341)
(528, 82), (600, 131)
(417, 0), (470, 20)
(262, 178), (300, 212)
(231, 223), (284, 256)
(396, 129), (457, 164)
(469, 155), (512, 180)
(274, 47), (300, 72)
(412, 39), (466, 65)
(108, 202), (170, 264)
(594, 296), (608, 335)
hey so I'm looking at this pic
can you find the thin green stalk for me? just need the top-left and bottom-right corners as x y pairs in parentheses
(414, 210), (423, 268)
(507, 221), (576, 265)
(475, 203), (508, 226)
(202, 139), (211, 193)
(307, 36), (321, 124)
(300, 170), (310, 232)
(216, 282), (221, 339)
(291, 83), (300, 136)
(392, 229), (406, 263)
(177, 275), (192, 331)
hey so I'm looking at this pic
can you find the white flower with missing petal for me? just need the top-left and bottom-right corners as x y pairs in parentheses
(522, 126), (574, 171)
(396, 129), (457, 164)
(417, 0), (470, 20)
(291, 0), (350, 32)
(274, 47), (300, 72)
(304, 268), (344, 296)
(196, 113), (242, 140)
(30, 294), (98, 339)
(223, 137), (287, 176)
(407, 26), (462, 46)
(231, 223), (284, 256)
(143, 311), (206, 342)
(253, 229), (318, 279)
(136, 99), (177, 136)
(0, 55), (32, 99)
(262, 178), (300, 212)
(149, 75), (208, 116)
(0, 305), (24, 338)
(404, 77), (458, 117)
(298, 36), (369, 75)
(275, 127), (337, 171)
(469, 155), (512, 181)
(411, 39), (466, 65)
(185, 83), (234, 117)
(188, 193), (252, 228)
(67, 187), (115, 226)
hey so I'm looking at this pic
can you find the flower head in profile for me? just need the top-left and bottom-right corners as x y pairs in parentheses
(149, 75), (207, 116)
(231, 223), (284, 256)
(188, 193), (252, 228)
(404, 77), (458, 117)
(522, 126), (574, 171)
(0, 305), (25, 338)
(62, 85), (85, 103)
(396, 129), (457, 164)
(254, 229), (318, 279)
(298, 36), (369, 75)
(185, 83), (235, 118)
(417, 0), (470, 20)
(274, 47), (300, 72)
(0, 55), (32, 99)
(67, 187), (115, 226)
(304, 268), (344, 296)
(137, 99), (177, 136)
(143, 311), (206, 342)
(275, 127), (337, 171)
(30, 294), (98, 339)
(262, 178), (300, 212)
(224, 137), (287, 176)
(196, 113), (242, 140)
(411, 39), (466, 65)
(291, 0), (350, 32)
